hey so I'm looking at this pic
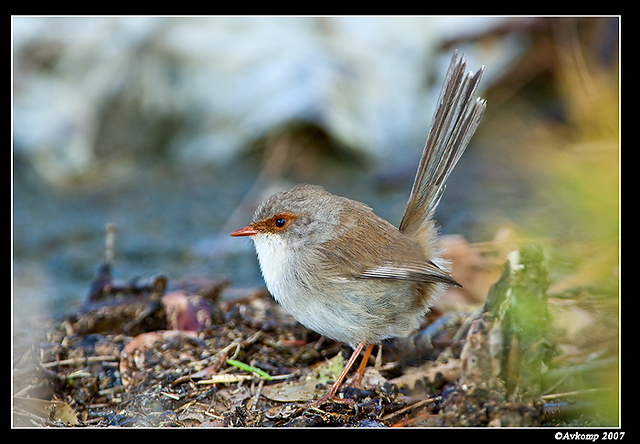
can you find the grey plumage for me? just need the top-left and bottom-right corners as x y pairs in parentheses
(231, 51), (486, 348)
(400, 51), (486, 239)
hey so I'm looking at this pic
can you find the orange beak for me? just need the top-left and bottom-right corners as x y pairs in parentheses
(230, 225), (260, 237)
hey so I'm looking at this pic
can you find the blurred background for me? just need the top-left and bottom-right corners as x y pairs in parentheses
(12, 17), (619, 336)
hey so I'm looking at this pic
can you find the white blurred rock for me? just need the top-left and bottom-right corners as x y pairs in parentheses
(13, 16), (509, 186)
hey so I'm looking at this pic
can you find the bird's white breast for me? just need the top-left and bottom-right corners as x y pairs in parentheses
(251, 232), (353, 343)
(250, 231), (428, 347)
(253, 233), (293, 299)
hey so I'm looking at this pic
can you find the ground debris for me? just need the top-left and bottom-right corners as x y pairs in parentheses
(416, 245), (551, 427)
(13, 237), (618, 427)
(12, 270), (437, 427)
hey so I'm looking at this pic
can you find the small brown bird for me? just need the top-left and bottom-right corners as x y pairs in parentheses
(231, 51), (486, 403)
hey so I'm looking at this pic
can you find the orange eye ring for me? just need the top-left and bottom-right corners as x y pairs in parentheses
(269, 212), (297, 231)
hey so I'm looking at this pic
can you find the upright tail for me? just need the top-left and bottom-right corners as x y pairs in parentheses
(400, 51), (486, 238)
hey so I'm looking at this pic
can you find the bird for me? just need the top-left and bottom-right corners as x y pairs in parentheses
(231, 51), (486, 404)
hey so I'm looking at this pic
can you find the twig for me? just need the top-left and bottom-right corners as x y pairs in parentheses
(161, 391), (181, 401)
(540, 387), (610, 401)
(381, 397), (438, 422)
(204, 411), (224, 420)
(40, 355), (120, 369)
(104, 223), (117, 265)
(251, 379), (265, 410)
(98, 386), (123, 397)
(197, 374), (254, 384)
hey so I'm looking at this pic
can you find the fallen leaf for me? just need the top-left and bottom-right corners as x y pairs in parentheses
(439, 234), (502, 307)
(13, 396), (79, 425)
(390, 358), (462, 390)
(262, 353), (344, 402)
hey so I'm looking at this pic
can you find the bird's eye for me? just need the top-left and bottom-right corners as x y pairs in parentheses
(270, 212), (296, 230)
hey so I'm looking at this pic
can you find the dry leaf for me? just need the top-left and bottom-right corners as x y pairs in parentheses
(13, 396), (79, 425)
(390, 359), (462, 390)
(262, 353), (344, 402)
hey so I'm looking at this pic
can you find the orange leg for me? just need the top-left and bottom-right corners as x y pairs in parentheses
(312, 341), (367, 406)
(350, 343), (374, 387)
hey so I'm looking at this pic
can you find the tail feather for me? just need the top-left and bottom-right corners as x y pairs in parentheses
(400, 51), (486, 236)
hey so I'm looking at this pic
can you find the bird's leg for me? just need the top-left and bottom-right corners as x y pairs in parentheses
(349, 342), (375, 388)
(311, 341), (366, 406)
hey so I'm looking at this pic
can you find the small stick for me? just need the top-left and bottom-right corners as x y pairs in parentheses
(381, 397), (438, 422)
(251, 378), (265, 410)
(40, 355), (120, 369)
